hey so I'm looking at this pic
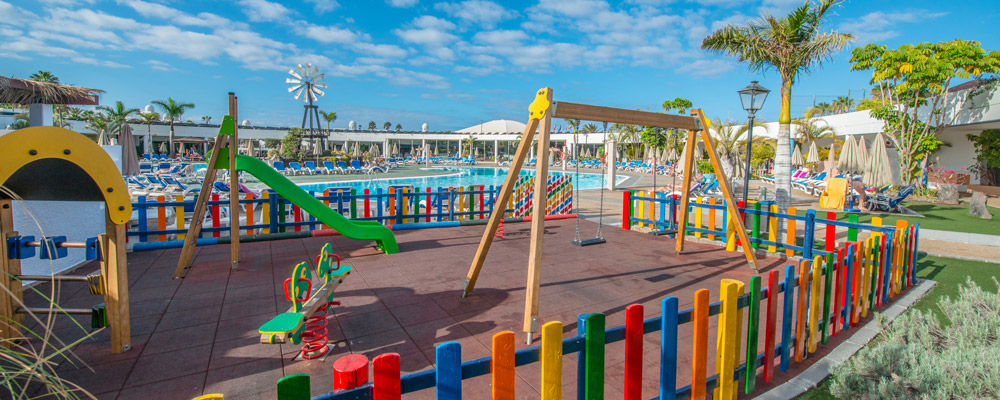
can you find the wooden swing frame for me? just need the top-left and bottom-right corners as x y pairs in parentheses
(174, 93), (241, 279)
(463, 87), (759, 343)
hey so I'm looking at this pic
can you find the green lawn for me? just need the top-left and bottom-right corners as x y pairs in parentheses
(799, 201), (1000, 236)
(795, 254), (1000, 399)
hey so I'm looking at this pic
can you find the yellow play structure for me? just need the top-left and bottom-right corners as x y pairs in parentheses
(0, 127), (132, 353)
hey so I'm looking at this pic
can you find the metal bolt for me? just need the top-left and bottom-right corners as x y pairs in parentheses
(63, 149), (71, 155)
(106, 187), (113, 193)
(118, 206), (125, 211)
(29, 150), (37, 155)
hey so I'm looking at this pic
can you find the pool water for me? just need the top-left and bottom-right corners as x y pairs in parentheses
(294, 167), (625, 193)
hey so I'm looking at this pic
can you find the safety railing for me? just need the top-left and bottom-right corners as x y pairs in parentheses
(622, 190), (903, 260)
(128, 176), (572, 245)
(271, 216), (920, 399)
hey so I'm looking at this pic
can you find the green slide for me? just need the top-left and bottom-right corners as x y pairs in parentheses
(215, 148), (399, 253)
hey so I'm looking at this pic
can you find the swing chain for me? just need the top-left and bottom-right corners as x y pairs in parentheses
(595, 139), (606, 240)
(573, 129), (582, 242)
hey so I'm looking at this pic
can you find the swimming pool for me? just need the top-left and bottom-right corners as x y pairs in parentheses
(293, 167), (625, 193)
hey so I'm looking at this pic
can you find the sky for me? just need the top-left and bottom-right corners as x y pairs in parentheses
(2, 0), (998, 131)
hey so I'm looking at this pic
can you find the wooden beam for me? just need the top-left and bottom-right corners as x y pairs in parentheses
(173, 121), (232, 278)
(462, 118), (539, 296)
(552, 101), (699, 131)
(675, 110), (759, 272)
(0, 200), (22, 347)
(104, 213), (131, 353)
(523, 88), (554, 344)
(674, 130), (699, 254)
(228, 93), (240, 271)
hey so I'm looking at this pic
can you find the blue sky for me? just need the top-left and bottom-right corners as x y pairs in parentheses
(2, 0), (998, 131)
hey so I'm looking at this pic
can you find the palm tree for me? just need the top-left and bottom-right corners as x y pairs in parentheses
(96, 101), (140, 138)
(395, 123), (402, 132)
(151, 97), (195, 155)
(712, 118), (745, 177)
(29, 71), (58, 83)
(581, 123), (598, 133)
(368, 121), (376, 131)
(321, 111), (337, 132)
(139, 112), (159, 153)
(832, 96), (854, 113)
(84, 111), (110, 142)
(383, 121), (391, 131)
(462, 135), (476, 156)
(702, 0), (852, 212)
(201, 116), (212, 125)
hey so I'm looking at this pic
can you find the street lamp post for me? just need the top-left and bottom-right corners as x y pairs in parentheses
(738, 81), (770, 203)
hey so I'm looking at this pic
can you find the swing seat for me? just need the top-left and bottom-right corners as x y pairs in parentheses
(571, 237), (606, 246)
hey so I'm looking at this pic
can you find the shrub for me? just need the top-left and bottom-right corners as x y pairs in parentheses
(697, 159), (714, 173)
(830, 277), (1000, 399)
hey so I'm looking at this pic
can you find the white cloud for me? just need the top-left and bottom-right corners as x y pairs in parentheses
(300, 23), (367, 44)
(121, 0), (240, 29)
(675, 58), (734, 77)
(434, 1), (516, 29)
(145, 60), (176, 71)
(36, 0), (97, 4)
(237, 0), (292, 22)
(839, 10), (948, 45)
(306, 0), (339, 13)
(387, 0), (419, 7)
(353, 42), (409, 59)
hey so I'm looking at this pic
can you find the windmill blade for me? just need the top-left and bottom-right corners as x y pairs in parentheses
(285, 77), (300, 84)
(294, 87), (304, 100)
(288, 68), (302, 80)
(309, 64), (318, 79)
(314, 73), (325, 82)
(287, 84), (303, 93)
(315, 81), (328, 88)
(309, 91), (318, 102)
(312, 86), (325, 97)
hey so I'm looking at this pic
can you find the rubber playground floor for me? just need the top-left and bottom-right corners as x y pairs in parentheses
(28, 219), (859, 399)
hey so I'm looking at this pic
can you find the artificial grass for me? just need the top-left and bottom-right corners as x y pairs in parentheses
(795, 254), (1000, 399)
(800, 201), (1000, 236)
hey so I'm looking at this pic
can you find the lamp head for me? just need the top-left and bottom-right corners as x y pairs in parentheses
(739, 81), (770, 115)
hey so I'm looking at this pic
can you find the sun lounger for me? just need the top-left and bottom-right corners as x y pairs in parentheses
(350, 160), (364, 173)
(288, 162), (308, 175)
(303, 161), (321, 174)
(868, 185), (915, 213)
(272, 161), (289, 175)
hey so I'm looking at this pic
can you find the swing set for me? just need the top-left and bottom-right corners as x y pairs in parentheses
(464, 87), (759, 343)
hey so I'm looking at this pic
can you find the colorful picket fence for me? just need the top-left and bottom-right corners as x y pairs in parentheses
(269, 212), (919, 399)
(621, 191), (917, 265)
(128, 177), (572, 245)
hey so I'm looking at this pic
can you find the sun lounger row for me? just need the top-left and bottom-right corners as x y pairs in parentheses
(270, 160), (391, 175)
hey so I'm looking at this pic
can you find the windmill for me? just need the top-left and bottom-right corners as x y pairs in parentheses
(286, 63), (327, 158)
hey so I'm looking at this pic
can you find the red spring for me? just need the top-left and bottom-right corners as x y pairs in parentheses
(299, 301), (339, 359)
(495, 218), (504, 238)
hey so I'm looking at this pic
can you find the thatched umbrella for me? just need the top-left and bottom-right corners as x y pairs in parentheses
(693, 141), (703, 160)
(838, 135), (862, 174)
(856, 137), (869, 169)
(158, 142), (167, 154)
(352, 143), (360, 157)
(391, 143), (399, 156)
(864, 133), (893, 188)
(806, 141), (820, 164)
(0, 75), (102, 105)
(119, 124), (141, 176)
(791, 144), (806, 167)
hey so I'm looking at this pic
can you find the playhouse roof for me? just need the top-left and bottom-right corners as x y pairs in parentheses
(0, 75), (102, 105)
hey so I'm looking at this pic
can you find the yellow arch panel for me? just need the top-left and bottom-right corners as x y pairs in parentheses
(0, 126), (132, 224)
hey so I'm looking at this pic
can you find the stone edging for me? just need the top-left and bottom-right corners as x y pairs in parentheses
(753, 278), (937, 400)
